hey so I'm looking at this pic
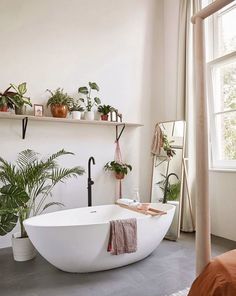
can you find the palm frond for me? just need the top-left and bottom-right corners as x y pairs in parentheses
(0, 157), (17, 185)
(51, 167), (85, 184)
(16, 149), (39, 169)
(42, 202), (64, 212)
(46, 149), (75, 164)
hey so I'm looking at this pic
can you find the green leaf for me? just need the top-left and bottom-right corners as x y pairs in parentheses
(78, 87), (88, 95)
(0, 210), (18, 236)
(0, 184), (29, 209)
(94, 97), (101, 105)
(89, 82), (99, 91)
(18, 82), (27, 95)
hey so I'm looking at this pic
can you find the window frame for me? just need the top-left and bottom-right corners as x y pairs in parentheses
(204, 1), (236, 170)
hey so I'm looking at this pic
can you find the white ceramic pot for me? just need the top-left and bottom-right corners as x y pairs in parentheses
(71, 111), (82, 120)
(12, 233), (36, 261)
(94, 111), (101, 121)
(84, 111), (94, 121)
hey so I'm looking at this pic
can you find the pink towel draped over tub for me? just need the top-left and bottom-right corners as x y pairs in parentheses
(107, 218), (137, 255)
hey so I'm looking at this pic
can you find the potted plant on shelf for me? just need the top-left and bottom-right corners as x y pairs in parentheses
(162, 134), (176, 158)
(10, 82), (32, 115)
(98, 104), (112, 121)
(78, 82), (101, 120)
(0, 86), (17, 112)
(69, 99), (84, 120)
(104, 161), (132, 180)
(0, 149), (84, 261)
(46, 88), (73, 118)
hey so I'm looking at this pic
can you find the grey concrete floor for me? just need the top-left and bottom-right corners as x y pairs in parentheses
(1, 233), (236, 296)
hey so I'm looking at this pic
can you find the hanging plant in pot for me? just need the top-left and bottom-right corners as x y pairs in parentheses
(69, 99), (84, 120)
(46, 88), (73, 118)
(104, 161), (132, 180)
(78, 82), (101, 120)
(0, 86), (17, 112)
(10, 82), (32, 115)
(98, 104), (112, 121)
(0, 149), (85, 261)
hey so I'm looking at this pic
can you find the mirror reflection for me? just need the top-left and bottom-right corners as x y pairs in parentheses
(151, 120), (186, 240)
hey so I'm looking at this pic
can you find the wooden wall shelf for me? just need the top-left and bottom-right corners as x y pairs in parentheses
(0, 112), (143, 140)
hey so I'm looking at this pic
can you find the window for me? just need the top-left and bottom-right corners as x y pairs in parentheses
(204, 1), (236, 170)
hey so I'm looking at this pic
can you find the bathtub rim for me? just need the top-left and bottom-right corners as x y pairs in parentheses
(23, 203), (175, 229)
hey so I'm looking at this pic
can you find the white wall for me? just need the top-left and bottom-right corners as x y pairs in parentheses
(0, 0), (163, 248)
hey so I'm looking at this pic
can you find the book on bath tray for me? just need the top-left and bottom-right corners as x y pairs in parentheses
(116, 198), (167, 216)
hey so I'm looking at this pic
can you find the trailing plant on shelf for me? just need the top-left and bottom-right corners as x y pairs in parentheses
(104, 161), (132, 180)
(0, 149), (84, 261)
(156, 174), (181, 201)
(78, 82), (101, 120)
(0, 86), (17, 112)
(10, 82), (32, 115)
(98, 104), (112, 121)
(46, 88), (73, 118)
(69, 99), (84, 120)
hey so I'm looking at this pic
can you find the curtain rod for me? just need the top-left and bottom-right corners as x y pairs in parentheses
(191, 0), (234, 23)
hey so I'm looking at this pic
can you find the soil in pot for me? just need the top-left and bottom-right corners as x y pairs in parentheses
(101, 114), (109, 121)
(51, 104), (68, 118)
(115, 172), (125, 180)
(0, 105), (8, 112)
(12, 233), (36, 261)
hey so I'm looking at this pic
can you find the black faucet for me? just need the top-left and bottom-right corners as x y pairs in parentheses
(88, 156), (95, 207)
(163, 173), (179, 204)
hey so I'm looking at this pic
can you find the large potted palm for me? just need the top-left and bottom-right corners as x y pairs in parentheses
(0, 149), (84, 261)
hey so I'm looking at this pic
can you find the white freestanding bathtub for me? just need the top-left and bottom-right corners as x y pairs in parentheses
(24, 203), (175, 273)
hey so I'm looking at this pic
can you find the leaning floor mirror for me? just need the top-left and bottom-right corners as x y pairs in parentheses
(151, 120), (186, 241)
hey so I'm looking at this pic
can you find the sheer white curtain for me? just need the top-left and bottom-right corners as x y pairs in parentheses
(177, 0), (200, 232)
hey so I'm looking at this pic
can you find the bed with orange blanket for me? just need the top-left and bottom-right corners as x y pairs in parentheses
(188, 250), (236, 296)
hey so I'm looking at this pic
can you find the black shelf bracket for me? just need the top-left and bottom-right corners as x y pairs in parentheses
(22, 117), (28, 139)
(116, 123), (125, 142)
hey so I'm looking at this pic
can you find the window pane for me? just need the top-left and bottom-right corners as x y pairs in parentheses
(215, 112), (236, 160)
(212, 61), (236, 112)
(217, 5), (236, 56)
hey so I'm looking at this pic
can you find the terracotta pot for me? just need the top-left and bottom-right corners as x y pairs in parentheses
(15, 106), (26, 115)
(101, 114), (109, 121)
(51, 104), (68, 118)
(0, 105), (8, 112)
(115, 172), (125, 180)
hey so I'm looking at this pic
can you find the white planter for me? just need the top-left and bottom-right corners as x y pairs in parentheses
(12, 233), (36, 261)
(94, 111), (101, 121)
(84, 111), (94, 121)
(71, 111), (82, 120)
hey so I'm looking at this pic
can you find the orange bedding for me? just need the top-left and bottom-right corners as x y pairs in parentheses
(188, 250), (236, 296)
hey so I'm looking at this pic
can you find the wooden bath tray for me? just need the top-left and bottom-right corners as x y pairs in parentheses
(116, 203), (167, 216)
